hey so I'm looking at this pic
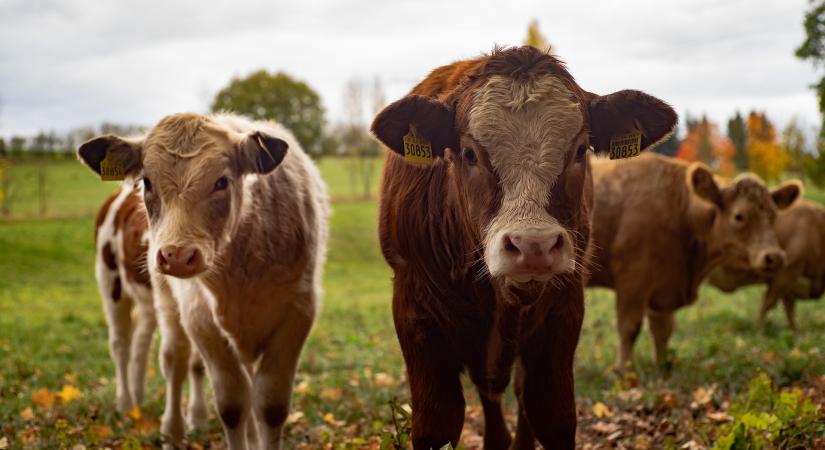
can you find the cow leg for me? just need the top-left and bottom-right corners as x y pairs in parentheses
(252, 304), (313, 450)
(757, 288), (780, 327)
(518, 334), (579, 448)
(511, 362), (535, 450)
(156, 285), (191, 447)
(615, 290), (645, 371)
(102, 287), (135, 414)
(395, 320), (465, 450)
(780, 297), (797, 331)
(129, 296), (157, 407)
(647, 310), (675, 371)
(187, 351), (209, 430)
(477, 391), (511, 450)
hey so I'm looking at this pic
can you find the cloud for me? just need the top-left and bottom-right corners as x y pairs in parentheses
(0, 0), (820, 138)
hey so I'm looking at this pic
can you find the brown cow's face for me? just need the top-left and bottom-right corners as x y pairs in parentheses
(77, 113), (287, 279)
(372, 47), (677, 286)
(454, 75), (587, 282)
(689, 167), (800, 274)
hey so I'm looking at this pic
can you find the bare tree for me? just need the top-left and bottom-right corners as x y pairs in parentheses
(339, 77), (384, 199)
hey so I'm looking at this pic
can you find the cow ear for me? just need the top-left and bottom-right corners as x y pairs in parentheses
(77, 135), (143, 179)
(688, 163), (724, 208)
(237, 131), (289, 174)
(588, 90), (677, 156)
(771, 180), (802, 210)
(371, 95), (458, 162)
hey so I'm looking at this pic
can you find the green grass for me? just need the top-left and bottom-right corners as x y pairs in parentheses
(1, 158), (824, 448)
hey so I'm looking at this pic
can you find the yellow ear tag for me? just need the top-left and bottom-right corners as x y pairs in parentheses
(99, 153), (125, 181)
(402, 125), (433, 165)
(609, 128), (642, 160)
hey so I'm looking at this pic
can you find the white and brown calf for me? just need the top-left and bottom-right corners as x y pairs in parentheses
(80, 113), (329, 450)
(93, 184), (208, 438)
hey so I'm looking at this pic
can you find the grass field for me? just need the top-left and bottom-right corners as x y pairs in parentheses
(1, 158), (824, 449)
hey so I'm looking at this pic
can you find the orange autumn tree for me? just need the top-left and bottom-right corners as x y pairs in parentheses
(676, 116), (736, 175)
(747, 111), (789, 181)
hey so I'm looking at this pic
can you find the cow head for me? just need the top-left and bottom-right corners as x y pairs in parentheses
(372, 46), (677, 284)
(688, 164), (800, 274)
(78, 113), (288, 279)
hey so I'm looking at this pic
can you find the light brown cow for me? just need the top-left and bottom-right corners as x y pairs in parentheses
(79, 113), (329, 450)
(588, 153), (800, 370)
(372, 46), (677, 449)
(709, 196), (824, 330)
(93, 186), (207, 435)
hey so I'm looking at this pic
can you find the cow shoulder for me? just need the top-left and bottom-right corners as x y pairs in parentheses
(95, 188), (121, 243)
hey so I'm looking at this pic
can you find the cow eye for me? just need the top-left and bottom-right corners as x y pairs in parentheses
(213, 176), (229, 192)
(734, 213), (745, 223)
(576, 144), (589, 160)
(143, 177), (153, 193)
(462, 148), (478, 165)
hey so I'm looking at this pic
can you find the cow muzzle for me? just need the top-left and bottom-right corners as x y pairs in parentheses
(156, 245), (206, 278)
(753, 248), (785, 274)
(489, 227), (574, 282)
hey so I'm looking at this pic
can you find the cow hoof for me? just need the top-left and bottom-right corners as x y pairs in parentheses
(187, 405), (209, 431)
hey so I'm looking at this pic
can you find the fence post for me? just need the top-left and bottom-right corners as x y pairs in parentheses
(37, 160), (46, 218)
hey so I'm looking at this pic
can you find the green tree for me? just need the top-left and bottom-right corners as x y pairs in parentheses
(9, 136), (25, 160)
(781, 118), (807, 174)
(727, 111), (748, 170)
(796, 1), (825, 137)
(0, 137), (6, 159)
(524, 19), (552, 52)
(802, 137), (825, 186)
(211, 70), (326, 155)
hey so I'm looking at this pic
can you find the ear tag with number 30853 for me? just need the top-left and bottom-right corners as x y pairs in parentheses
(402, 125), (433, 165)
(608, 128), (642, 160)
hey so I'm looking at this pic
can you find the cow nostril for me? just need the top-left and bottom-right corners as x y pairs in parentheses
(157, 251), (168, 267)
(186, 250), (198, 267)
(503, 235), (519, 254)
(550, 234), (564, 254)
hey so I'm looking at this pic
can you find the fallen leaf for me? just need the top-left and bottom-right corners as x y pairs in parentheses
(31, 387), (56, 409)
(63, 373), (77, 383)
(692, 386), (712, 406)
(320, 387), (343, 400)
(373, 373), (396, 387)
(592, 402), (612, 418)
(58, 384), (82, 403)
(93, 424), (113, 439)
(0, 437), (7, 450)
(20, 407), (34, 421)
(790, 347), (802, 358)
(323, 412), (336, 424)
(707, 411), (733, 423)
(295, 381), (309, 394)
(286, 411), (304, 424)
(591, 421), (620, 434)
(128, 406), (142, 421)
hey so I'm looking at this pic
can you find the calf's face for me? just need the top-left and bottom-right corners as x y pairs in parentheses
(689, 166), (800, 274)
(78, 113), (287, 278)
(372, 48), (677, 285)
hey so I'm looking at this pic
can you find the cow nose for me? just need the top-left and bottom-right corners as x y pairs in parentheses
(761, 250), (785, 272)
(156, 246), (205, 278)
(502, 230), (564, 273)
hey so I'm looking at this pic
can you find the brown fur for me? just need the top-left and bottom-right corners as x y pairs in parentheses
(709, 198), (825, 330)
(588, 153), (795, 369)
(373, 46), (676, 449)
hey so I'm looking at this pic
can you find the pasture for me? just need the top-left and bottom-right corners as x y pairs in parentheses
(1, 158), (824, 449)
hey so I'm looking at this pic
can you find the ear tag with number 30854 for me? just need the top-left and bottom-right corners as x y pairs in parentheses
(402, 125), (433, 165)
(99, 153), (125, 181)
(608, 128), (642, 160)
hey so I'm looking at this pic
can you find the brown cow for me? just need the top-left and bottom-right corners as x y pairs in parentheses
(709, 196), (824, 330)
(79, 113), (329, 450)
(371, 46), (677, 450)
(93, 186), (207, 437)
(588, 153), (800, 370)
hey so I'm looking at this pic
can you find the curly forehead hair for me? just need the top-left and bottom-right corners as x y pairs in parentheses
(726, 174), (775, 213)
(147, 113), (224, 158)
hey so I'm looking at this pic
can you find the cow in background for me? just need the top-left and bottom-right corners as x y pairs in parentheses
(709, 195), (823, 330)
(93, 185), (208, 437)
(79, 112), (328, 450)
(588, 153), (800, 370)
(372, 46), (677, 450)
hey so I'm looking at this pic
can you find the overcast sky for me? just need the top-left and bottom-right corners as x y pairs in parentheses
(1, 0), (821, 139)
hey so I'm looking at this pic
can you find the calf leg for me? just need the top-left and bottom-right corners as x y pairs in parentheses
(187, 351), (209, 430)
(252, 305), (313, 450)
(155, 284), (191, 447)
(780, 297), (797, 331)
(185, 310), (252, 450)
(129, 296), (157, 407)
(478, 391), (511, 450)
(101, 286), (135, 414)
(511, 362), (535, 450)
(647, 310), (675, 371)
(757, 288), (780, 327)
(616, 294), (645, 371)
